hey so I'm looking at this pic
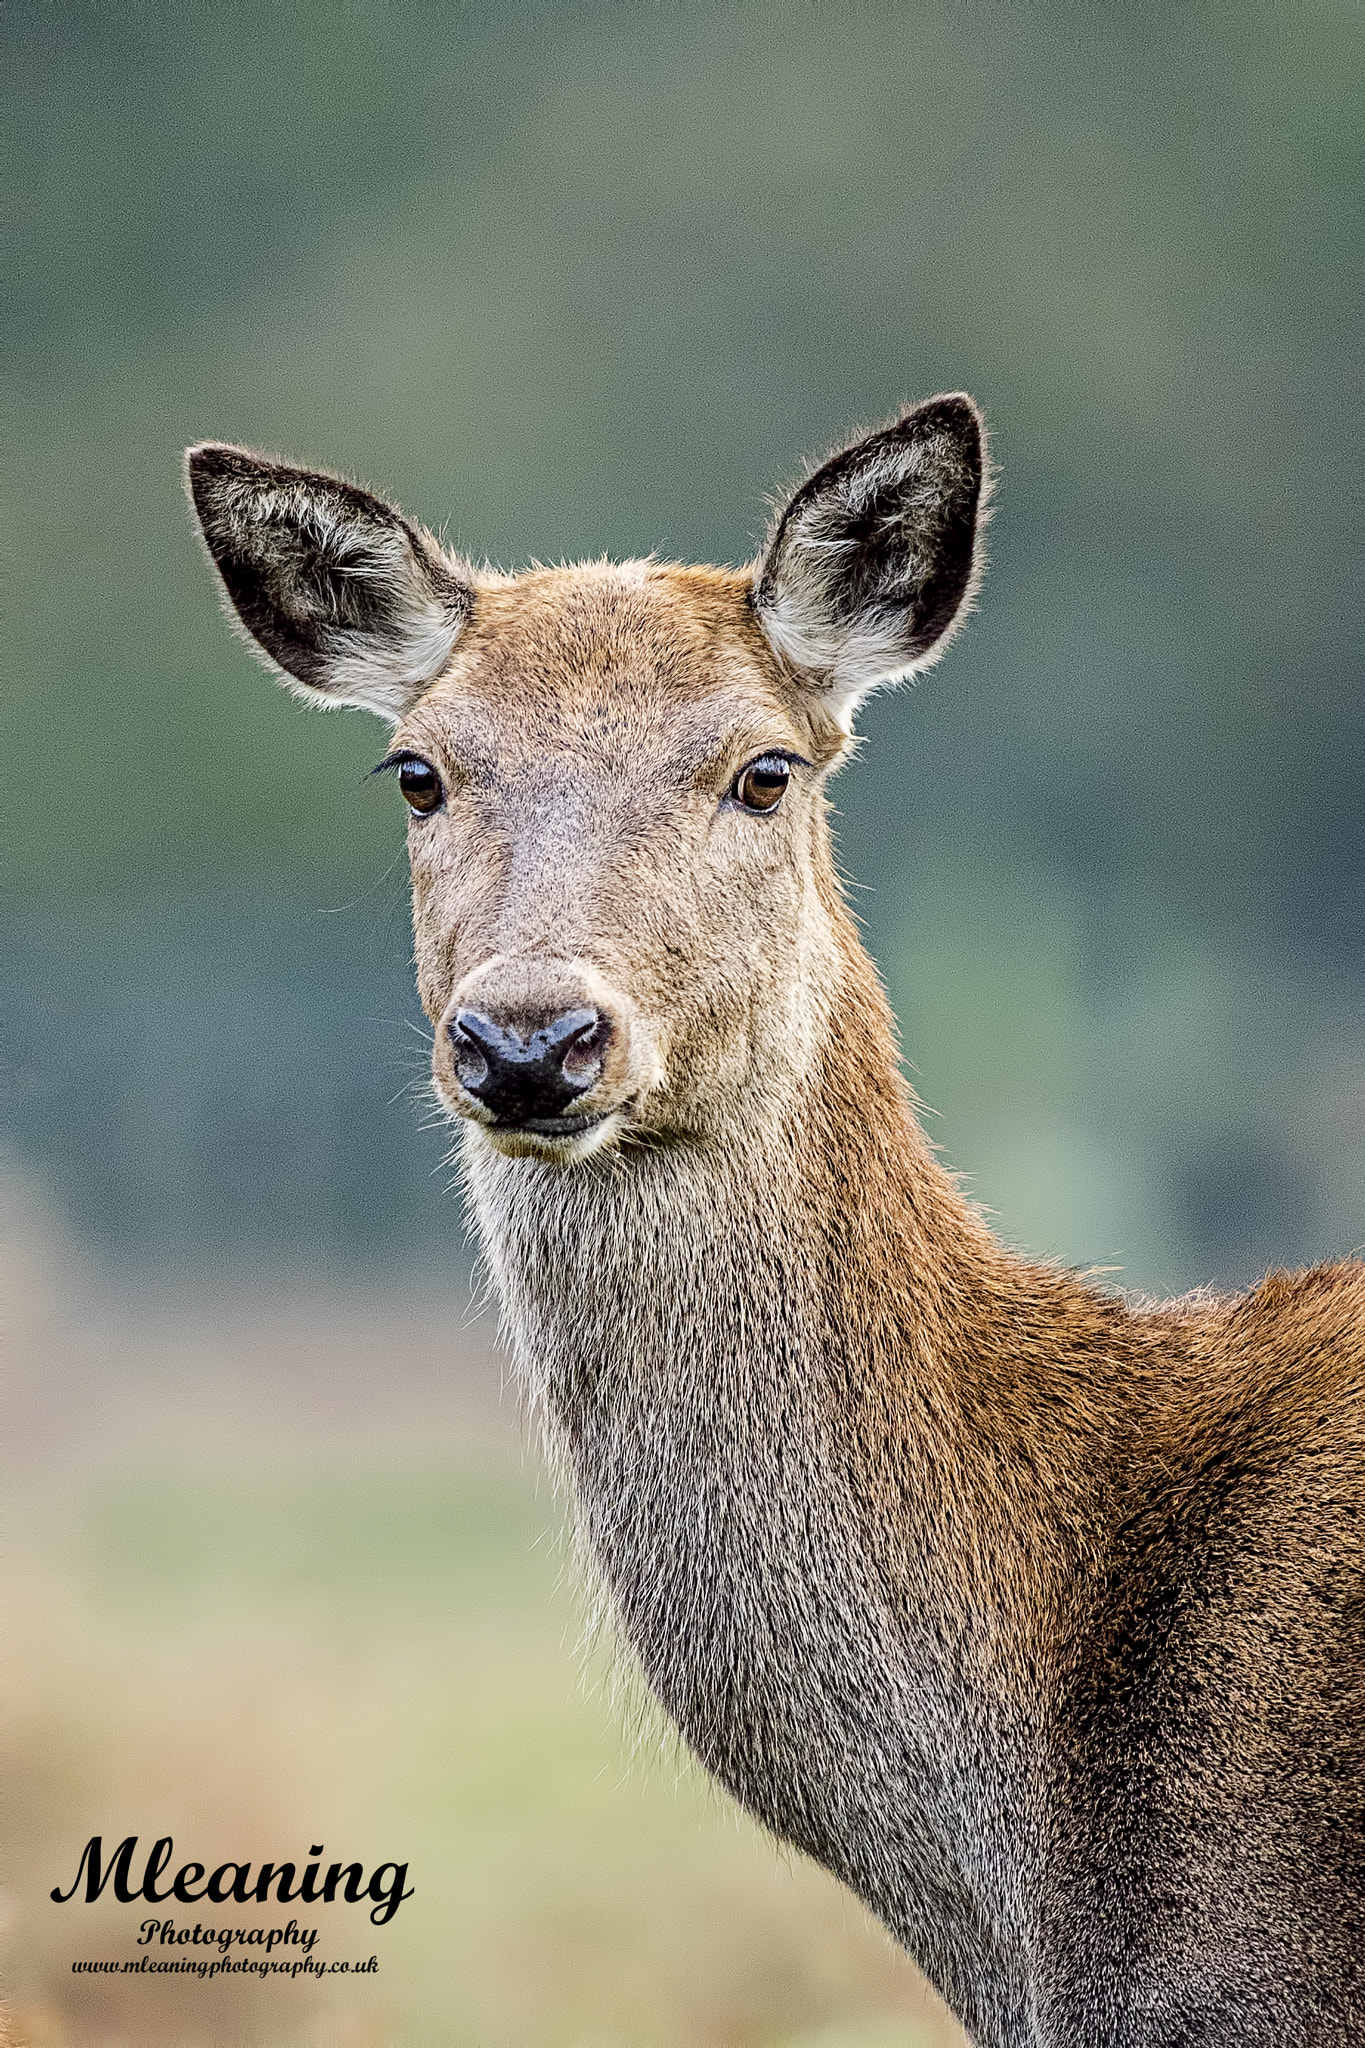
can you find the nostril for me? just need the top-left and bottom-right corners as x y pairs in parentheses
(450, 1010), (495, 1093)
(551, 1009), (610, 1088)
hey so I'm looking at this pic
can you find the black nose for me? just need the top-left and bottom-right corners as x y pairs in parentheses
(450, 1006), (610, 1125)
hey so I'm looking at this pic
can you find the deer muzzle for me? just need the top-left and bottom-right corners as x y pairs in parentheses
(433, 956), (654, 1157)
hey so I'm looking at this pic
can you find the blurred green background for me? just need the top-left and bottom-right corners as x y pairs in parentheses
(3, 3), (1361, 2042)
(7, 0), (1361, 1291)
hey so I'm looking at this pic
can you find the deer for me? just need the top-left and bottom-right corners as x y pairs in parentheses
(186, 394), (1364, 2048)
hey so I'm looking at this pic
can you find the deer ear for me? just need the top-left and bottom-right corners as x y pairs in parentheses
(184, 443), (471, 720)
(753, 393), (988, 731)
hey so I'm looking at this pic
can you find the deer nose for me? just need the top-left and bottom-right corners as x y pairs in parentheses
(449, 1006), (611, 1125)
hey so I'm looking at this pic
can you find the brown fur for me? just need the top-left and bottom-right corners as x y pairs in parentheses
(188, 401), (1365, 2047)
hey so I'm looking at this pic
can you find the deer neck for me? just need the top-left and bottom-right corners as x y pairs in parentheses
(460, 917), (1106, 1987)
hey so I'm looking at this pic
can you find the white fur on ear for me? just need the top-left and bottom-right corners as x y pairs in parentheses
(185, 443), (471, 722)
(276, 499), (467, 720)
(754, 393), (989, 731)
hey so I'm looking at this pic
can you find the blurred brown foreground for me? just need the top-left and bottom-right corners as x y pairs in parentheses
(0, 1170), (965, 2048)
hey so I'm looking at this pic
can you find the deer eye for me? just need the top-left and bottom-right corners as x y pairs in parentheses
(731, 755), (791, 814)
(397, 757), (444, 815)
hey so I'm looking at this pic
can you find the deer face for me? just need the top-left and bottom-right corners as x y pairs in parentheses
(188, 396), (987, 1162)
(386, 562), (860, 1160)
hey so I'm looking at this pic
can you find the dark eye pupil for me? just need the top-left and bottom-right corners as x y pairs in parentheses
(736, 758), (789, 812)
(398, 759), (442, 813)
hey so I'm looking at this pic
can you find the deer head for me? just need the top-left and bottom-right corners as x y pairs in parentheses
(187, 395), (988, 1164)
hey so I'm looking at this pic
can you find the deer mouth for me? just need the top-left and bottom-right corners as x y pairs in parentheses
(494, 1109), (610, 1139)
(477, 1101), (632, 1162)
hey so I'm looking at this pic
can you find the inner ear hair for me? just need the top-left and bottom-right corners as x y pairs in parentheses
(185, 442), (471, 720)
(753, 392), (989, 729)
